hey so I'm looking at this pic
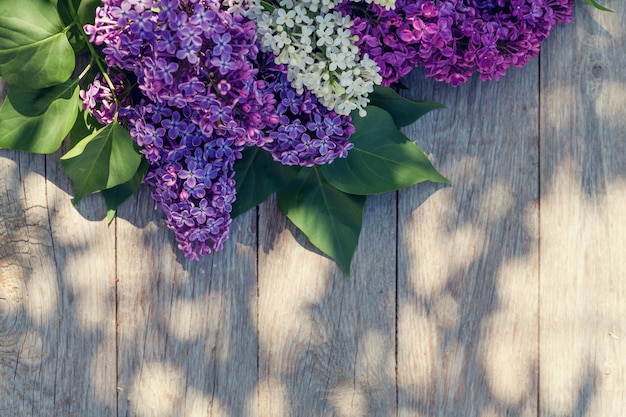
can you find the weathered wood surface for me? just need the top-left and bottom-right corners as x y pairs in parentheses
(540, 7), (626, 417)
(1, 4), (625, 416)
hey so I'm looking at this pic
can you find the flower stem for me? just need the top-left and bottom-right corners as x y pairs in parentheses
(63, 21), (77, 33)
(77, 58), (95, 82)
(67, 1), (121, 120)
(260, 0), (277, 12)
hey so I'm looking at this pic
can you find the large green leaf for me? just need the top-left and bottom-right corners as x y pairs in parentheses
(0, 0), (75, 88)
(277, 167), (366, 276)
(368, 86), (445, 127)
(232, 147), (300, 217)
(321, 106), (450, 195)
(61, 122), (142, 203)
(0, 81), (80, 153)
(101, 158), (148, 223)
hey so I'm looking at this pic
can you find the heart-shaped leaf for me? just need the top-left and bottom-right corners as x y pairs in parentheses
(0, 81), (80, 153)
(232, 147), (300, 217)
(278, 167), (366, 276)
(61, 122), (142, 203)
(368, 86), (445, 127)
(321, 106), (450, 195)
(0, 0), (75, 88)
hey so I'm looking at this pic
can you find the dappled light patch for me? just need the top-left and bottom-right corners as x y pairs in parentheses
(594, 81), (626, 122)
(258, 221), (330, 359)
(406, 199), (489, 295)
(397, 303), (440, 392)
(258, 378), (290, 416)
(128, 362), (185, 417)
(476, 181), (515, 223)
(329, 380), (369, 417)
(483, 223), (539, 408)
(541, 159), (626, 416)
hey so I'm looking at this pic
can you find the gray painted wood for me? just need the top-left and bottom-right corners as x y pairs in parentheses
(257, 193), (397, 416)
(396, 64), (540, 416)
(115, 186), (259, 417)
(0, 79), (117, 414)
(539, 5), (626, 417)
(0, 149), (117, 415)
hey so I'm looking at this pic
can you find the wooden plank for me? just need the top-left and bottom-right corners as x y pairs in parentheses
(397, 65), (540, 416)
(0, 77), (117, 414)
(540, 5), (626, 416)
(115, 186), (259, 417)
(257, 193), (396, 416)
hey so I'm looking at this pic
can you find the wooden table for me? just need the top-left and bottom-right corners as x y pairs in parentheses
(1, 4), (624, 416)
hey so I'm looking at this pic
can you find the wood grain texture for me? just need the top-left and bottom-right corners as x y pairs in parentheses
(539, 4), (626, 417)
(115, 186), (259, 417)
(257, 193), (396, 417)
(0, 79), (117, 414)
(397, 65), (540, 417)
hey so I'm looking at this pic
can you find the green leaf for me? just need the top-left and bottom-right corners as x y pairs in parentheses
(70, 109), (102, 148)
(584, 0), (613, 12)
(57, 0), (102, 24)
(56, 0), (102, 52)
(78, 0), (103, 24)
(321, 106), (450, 195)
(61, 122), (142, 203)
(56, 0), (77, 26)
(101, 158), (148, 223)
(368, 85), (445, 128)
(0, 0), (75, 88)
(55, 0), (84, 51)
(232, 147), (300, 217)
(277, 167), (366, 276)
(0, 81), (80, 153)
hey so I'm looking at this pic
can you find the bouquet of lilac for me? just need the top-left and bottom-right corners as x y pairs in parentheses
(0, 0), (609, 274)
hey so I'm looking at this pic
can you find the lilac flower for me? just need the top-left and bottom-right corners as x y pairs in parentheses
(79, 74), (127, 125)
(338, 0), (574, 86)
(258, 57), (355, 168)
(212, 33), (233, 57)
(190, 198), (215, 224)
(210, 54), (238, 75)
(86, 0), (285, 259)
(129, 10), (155, 38)
(161, 111), (188, 140)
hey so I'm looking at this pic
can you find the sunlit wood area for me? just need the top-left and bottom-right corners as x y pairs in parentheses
(1, 3), (625, 417)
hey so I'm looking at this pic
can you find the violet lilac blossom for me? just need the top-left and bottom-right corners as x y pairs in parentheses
(82, 0), (355, 260)
(338, 0), (573, 86)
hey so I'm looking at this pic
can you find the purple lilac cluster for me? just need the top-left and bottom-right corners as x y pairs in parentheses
(83, 0), (274, 259)
(338, 0), (573, 86)
(258, 55), (355, 167)
(81, 0), (354, 259)
(78, 73), (128, 125)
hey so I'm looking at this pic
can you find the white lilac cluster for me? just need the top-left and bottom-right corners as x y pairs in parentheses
(277, 0), (396, 13)
(248, 0), (385, 116)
